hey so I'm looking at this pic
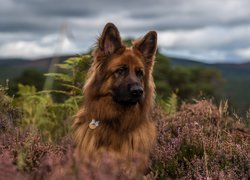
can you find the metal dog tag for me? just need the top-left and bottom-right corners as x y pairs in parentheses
(89, 119), (99, 129)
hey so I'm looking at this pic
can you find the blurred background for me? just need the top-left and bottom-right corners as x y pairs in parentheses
(0, 0), (250, 115)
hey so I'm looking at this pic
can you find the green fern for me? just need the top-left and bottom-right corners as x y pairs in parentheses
(44, 54), (91, 96)
(44, 73), (73, 83)
(14, 55), (91, 142)
(160, 93), (178, 115)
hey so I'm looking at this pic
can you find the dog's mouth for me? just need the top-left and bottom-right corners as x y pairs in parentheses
(115, 99), (139, 106)
(112, 96), (141, 106)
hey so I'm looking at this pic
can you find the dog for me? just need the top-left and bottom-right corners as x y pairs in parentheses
(73, 22), (157, 171)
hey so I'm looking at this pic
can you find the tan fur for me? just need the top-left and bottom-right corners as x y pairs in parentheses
(73, 23), (157, 170)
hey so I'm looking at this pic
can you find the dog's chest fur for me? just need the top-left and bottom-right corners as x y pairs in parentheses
(74, 109), (156, 159)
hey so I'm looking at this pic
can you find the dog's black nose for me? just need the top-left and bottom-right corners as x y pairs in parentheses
(130, 85), (143, 97)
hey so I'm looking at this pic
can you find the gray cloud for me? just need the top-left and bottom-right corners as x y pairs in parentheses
(14, 0), (97, 17)
(0, 0), (250, 62)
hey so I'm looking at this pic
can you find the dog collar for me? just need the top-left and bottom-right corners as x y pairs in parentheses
(89, 119), (100, 129)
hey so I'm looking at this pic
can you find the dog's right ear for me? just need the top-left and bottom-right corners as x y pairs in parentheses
(98, 23), (124, 55)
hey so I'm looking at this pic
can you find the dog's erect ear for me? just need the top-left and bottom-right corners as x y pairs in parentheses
(98, 23), (124, 55)
(133, 31), (157, 62)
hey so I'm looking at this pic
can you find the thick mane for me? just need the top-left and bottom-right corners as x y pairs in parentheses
(72, 23), (157, 171)
(79, 48), (155, 132)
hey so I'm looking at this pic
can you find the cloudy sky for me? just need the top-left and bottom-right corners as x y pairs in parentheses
(1, 0), (250, 63)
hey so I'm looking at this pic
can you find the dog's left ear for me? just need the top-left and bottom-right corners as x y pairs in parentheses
(98, 23), (124, 55)
(133, 31), (157, 63)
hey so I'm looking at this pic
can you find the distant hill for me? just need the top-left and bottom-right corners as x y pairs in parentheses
(168, 56), (250, 114)
(168, 57), (250, 78)
(0, 54), (250, 115)
(0, 55), (72, 81)
(1, 55), (249, 80)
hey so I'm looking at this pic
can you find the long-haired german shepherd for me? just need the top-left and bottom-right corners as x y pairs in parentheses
(73, 23), (157, 170)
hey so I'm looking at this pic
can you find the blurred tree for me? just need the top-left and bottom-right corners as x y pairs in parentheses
(8, 69), (45, 95)
(154, 52), (172, 97)
(153, 52), (223, 101)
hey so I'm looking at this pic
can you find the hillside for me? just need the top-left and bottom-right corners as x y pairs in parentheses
(1, 55), (250, 80)
(168, 56), (250, 114)
(0, 56), (72, 81)
(169, 57), (250, 78)
(0, 54), (250, 114)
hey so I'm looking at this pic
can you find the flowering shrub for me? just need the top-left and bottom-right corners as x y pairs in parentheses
(1, 97), (249, 179)
(151, 100), (250, 179)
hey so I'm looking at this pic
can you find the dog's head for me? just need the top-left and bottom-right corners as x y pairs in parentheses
(86, 23), (157, 107)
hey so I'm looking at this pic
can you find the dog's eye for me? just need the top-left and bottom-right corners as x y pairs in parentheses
(115, 67), (127, 76)
(136, 69), (144, 78)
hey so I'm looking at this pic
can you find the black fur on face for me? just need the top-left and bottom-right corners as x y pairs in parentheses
(111, 64), (144, 106)
(112, 83), (143, 106)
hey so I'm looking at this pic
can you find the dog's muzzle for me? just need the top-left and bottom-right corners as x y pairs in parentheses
(112, 84), (143, 106)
